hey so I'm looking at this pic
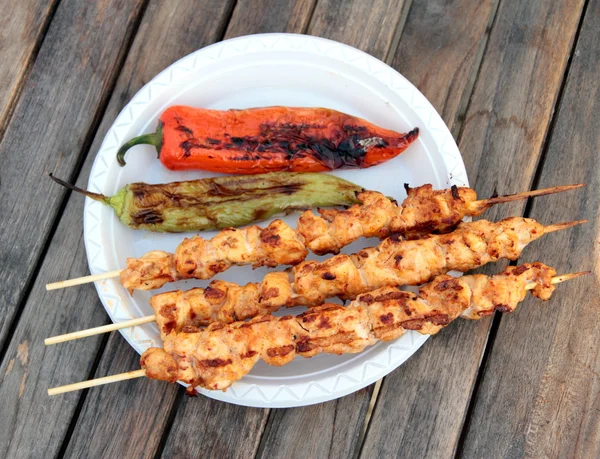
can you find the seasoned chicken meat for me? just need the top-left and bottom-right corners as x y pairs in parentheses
(141, 263), (557, 392)
(149, 217), (554, 339)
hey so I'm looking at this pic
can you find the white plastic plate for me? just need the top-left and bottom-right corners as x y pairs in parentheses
(84, 33), (468, 408)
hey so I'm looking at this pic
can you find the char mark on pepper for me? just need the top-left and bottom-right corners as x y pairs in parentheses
(176, 122), (404, 169)
(175, 125), (194, 136)
(131, 209), (164, 225)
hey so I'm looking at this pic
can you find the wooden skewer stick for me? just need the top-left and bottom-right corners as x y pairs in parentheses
(544, 219), (588, 233)
(43, 220), (588, 346)
(475, 183), (585, 207)
(46, 269), (122, 291)
(532, 271), (590, 287)
(44, 315), (156, 345)
(48, 369), (146, 396)
(47, 272), (590, 396)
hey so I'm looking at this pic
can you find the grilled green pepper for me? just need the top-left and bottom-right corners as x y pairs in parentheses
(50, 172), (362, 232)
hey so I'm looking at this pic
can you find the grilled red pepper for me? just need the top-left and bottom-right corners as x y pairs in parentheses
(117, 106), (419, 173)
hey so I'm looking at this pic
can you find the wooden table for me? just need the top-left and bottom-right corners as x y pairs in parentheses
(1, 0), (598, 457)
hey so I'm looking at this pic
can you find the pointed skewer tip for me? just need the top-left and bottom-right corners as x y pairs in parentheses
(526, 271), (590, 290)
(544, 219), (588, 233)
(551, 271), (591, 284)
(476, 183), (586, 207)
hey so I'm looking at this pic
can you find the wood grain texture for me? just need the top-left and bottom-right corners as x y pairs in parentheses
(389, 0), (498, 132)
(0, 0), (59, 139)
(0, 0), (147, 351)
(225, 0), (317, 38)
(458, 0), (585, 201)
(461, 2), (600, 457)
(307, 0), (408, 58)
(49, 1), (238, 457)
(256, 386), (374, 459)
(159, 395), (268, 458)
(361, 0), (585, 457)
(0, 180), (124, 457)
(62, 333), (179, 459)
(0, 2), (150, 455)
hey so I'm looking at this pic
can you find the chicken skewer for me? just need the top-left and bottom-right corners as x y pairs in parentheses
(47, 264), (589, 395)
(45, 183), (583, 291)
(297, 183), (583, 254)
(45, 218), (584, 344)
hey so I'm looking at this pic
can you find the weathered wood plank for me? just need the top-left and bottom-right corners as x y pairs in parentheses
(257, 387), (374, 459)
(460, 2), (600, 457)
(225, 0), (317, 38)
(50, 1), (240, 458)
(159, 397), (268, 459)
(0, 0), (147, 352)
(0, 1), (151, 455)
(0, 0), (59, 139)
(0, 176), (128, 457)
(390, 0), (499, 132)
(63, 333), (179, 458)
(458, 0), (585, 200)
(307, 0), (409, 58)
(360, 0), (585, 457)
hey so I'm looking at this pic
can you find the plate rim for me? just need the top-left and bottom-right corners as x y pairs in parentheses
(83, 32), (468, 408)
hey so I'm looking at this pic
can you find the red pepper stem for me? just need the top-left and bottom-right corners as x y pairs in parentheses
(116, 129), (162, 166)
(49, 173), (109, 204)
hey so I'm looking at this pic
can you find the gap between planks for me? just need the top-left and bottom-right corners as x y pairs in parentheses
(452, 1), (592, 457)
(383, 0), (414, 64)
(356, 379), (383, 458)
(0, 0), (153, 369)
(0, 0), (62, 142)
(55, 332), (111, 458)
(521, 0), (592, 219)
(301, 0), (319, 34)
(451, 0), (501, 140)
(10, 1), (154, 456)
(354, 1), (504, 456)
(151, 389), (187, 459)
(216, 0), (239, 41)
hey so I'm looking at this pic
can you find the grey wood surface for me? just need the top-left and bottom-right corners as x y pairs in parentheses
(226, 0), (318, 38)
(461, 1), (600, 456)
(390, 0), (499, 134)
(0, 0), (147, 355)
(256, 387), (373, 459)
(63, 332), (179, 459)
(361, 0), (587, 457)
(0, 0), (59, 138)
(0, 1), (148, 456)
(57, 1), (239, 458)
(306, 0), (410, 59)
(0, 0), (596, 457)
